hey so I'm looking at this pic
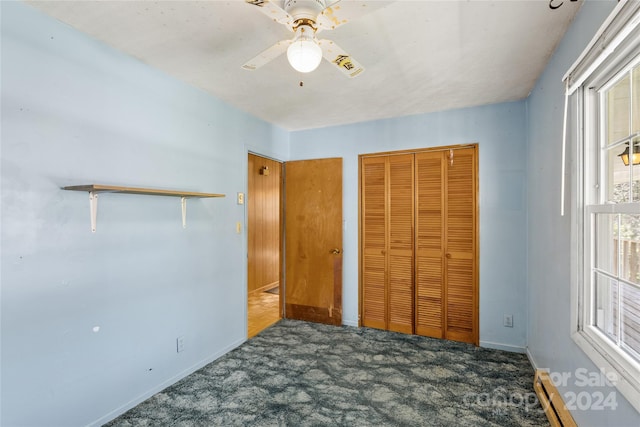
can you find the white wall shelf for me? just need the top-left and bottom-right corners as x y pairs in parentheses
(63, 184), (225, 232)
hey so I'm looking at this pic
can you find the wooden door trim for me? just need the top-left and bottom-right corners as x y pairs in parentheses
(358, 158), (363, 327)
(359, 144), (476, 159)
(473, 145), (480, 345)
(247, 153), (284, 333)
(279, 158), (285, 319)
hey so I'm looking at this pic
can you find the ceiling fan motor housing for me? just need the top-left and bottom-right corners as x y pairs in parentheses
(284, 0), (326, 23)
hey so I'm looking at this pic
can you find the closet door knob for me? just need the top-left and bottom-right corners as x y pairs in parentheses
(446, 253), (452, 259)
(330, 248), (342, 255)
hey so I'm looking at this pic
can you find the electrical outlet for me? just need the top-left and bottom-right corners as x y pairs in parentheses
(503, 314), (514, 328)
(176, 336), (185, 353)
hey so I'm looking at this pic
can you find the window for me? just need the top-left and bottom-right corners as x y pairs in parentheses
(583, 56), (640, 381)
(589, 61), (640, 362)
(566, 1), (640, 412)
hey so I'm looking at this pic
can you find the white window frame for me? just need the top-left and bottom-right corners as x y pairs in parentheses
(567, 1), (640, 413)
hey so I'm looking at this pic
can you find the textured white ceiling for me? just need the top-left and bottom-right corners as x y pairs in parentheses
(26, 0), (582, 131)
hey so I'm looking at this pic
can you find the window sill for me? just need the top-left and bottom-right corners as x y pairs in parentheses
(572, 328), (640, 413)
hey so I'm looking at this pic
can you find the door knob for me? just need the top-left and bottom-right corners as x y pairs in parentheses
(330, 248), (342, 255)
(446, 253), (452, 259)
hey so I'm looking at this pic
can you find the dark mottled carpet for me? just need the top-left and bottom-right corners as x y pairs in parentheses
(106, 320), (548, 426)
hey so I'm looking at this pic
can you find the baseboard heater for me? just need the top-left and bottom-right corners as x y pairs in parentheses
(533, 370), (577, 427)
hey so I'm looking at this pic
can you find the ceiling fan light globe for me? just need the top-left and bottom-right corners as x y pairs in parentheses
(287, 39), (322, 73)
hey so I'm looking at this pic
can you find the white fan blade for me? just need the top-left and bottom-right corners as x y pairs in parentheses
(242, 40), (291, 71)
(318, 39), (364, 78)
(245, 0), (293, 27)
(317, 1), (392, 31)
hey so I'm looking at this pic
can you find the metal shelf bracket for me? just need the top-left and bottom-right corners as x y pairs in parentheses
(89, 191), (98, 233)
(181, 197), (187, 229)
(88, 192), (189, 232)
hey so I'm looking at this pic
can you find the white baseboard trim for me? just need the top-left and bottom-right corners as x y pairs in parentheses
(89, 337), (246, 427)
(525, 348), (539, 371)
(480, 340), (526, 353)
(342, 319), (358, 327)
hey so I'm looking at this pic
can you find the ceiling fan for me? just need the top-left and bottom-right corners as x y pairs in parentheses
(242, 0), (381, 78)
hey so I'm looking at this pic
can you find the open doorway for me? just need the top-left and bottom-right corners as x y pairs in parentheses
(247, 153), (282, 338)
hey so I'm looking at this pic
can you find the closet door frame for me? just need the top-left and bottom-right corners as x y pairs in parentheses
(358, 144), (479, 345)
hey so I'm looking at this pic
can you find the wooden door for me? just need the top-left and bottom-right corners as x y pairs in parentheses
(387, 155), (414, 333)
(360, 146), (478, 345)
(284, 158), (343, 326)
(361, 155), (414, 333)
(415, 147), (478, 345)
(414, 151), (445, 338)
(444, 147), (478, 344)
(361, 157), (387, 330)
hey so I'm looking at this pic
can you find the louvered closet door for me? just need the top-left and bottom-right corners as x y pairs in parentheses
(387, 154), (414, 333)
(361, 146), (477, 345)
(361, 157), (387, 330)
(414, 152), (445, 338)
(444, 147), (477, 344)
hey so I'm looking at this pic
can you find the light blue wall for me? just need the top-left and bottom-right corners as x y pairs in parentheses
(526, 1), (640, 425)
(290, 101), (529, 352)
(4, 0), (639, 426)
(0, 2), (288, 426)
